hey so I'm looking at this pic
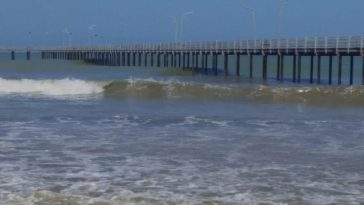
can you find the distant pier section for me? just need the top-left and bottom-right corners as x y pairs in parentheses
(36, 36), (364, 85)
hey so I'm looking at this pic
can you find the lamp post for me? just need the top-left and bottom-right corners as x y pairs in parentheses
(43, 31), (50, 48)
(28, 31), (32, 48)
(93, 33), (98, 45)
(179, 11), (193, 43)
(278, 0), (287, 47)
(63, 28), (72, 47)
(120, 22), (127, 44)
(88, 25), (96, 46)
(242, 6), (257, 50)
(172, 16), (179, 43)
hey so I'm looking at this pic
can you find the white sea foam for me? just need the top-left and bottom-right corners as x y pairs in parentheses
(0, 78), (104, 96)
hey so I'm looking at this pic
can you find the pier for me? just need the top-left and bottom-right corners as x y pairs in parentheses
(0, 49), (34, 61)
(38, 35), (364, 85)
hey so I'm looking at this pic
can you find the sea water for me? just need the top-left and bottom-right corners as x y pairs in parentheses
(0, 55), (363, 205)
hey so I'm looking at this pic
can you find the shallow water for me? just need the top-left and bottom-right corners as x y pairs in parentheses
(0, 58), (364, 205)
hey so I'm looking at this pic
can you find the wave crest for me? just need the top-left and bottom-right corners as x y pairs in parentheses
(103, 79), (364, 105)
(0, 78), (104, 96)
(1, 77), (364, 105)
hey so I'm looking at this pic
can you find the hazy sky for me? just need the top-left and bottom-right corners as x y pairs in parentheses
(0, 0), (363, 46)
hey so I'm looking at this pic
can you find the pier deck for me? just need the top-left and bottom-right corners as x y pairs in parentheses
(16, 36), (364, 85)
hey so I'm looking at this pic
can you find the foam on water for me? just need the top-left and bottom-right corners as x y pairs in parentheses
(1, 77), (364, 106)
(0, 78), (104, 96)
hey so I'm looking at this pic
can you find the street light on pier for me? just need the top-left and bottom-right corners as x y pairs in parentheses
(93, 33), (99, 45)
(179, 11), (193, 43)
(172, 16), (179, 43)
(63, 28), (72, 47)
(278, 0), (288, 47)
(43, 31), (50, 48)
(88, 25), (97, 46)
(242, 6), (257, 50)
(28, 31), (33, 49)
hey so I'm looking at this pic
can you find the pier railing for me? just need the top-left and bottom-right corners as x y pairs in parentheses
(44, 35), (364, 54)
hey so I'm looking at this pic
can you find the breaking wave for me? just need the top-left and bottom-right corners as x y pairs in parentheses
(1, 77), (364, 105)
(0, 78), (104, 96)
(103, 78), (364, 106)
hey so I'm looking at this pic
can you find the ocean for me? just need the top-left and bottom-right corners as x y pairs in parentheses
(0, 54), (363, 205)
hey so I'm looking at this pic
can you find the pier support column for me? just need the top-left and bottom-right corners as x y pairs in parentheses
(236, 53), (240, 76)
(182, 53), (186, 68)
(262, 55), (268, 80)
(171, 53), (174, 67)
(338, 55), (342, 85)
(362, 56), (364, 85)
(328, 56), (333, 85)
(132, 53), (136, 66)
(249, 54), (253, 79)
(118, 52), (121, 66)
(174, 53), (178, 67)
(138, 53), (142, 66)
(298, 55), (302, 83)
(178, 53), (181, 68)
(276, 55), (281, 81)
(167, 53), (170, 67)
(11, 51), (15, 60)
(310, 55), (314, 84)
(204, 54), (209, 74)
(188, 53), (192, 68)
(192, 53), (196, 73)
(127, 52), (131, 66)
(212, 54), (216, 75)
(280, 55), (284, 82)
(26, 50), (31, 61)
(144, 53), (148, 67)
(122, 52), (126, 66)
(350, 56), (354, 85)
(215, 54), (219, 76)
(224, 53), (228, 76)
(195, 53), (199, 72)
(293, 55), (297, 83)
(151, 53), (154, 67)
(317, 55), (321, 84)
(157, 53), (161, 67)
(201, 53), (205, 73)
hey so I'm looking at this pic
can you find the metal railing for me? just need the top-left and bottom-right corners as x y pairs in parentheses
(42, 35), (364, 54)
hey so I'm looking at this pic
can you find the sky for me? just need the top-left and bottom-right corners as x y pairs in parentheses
(0, 0), (363, 47)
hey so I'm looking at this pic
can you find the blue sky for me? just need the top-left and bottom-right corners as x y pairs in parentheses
(0, 0), (363, 46)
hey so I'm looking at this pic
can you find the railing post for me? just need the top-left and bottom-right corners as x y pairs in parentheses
(278, 38), (281, 54)
(295, 37), (298, 54)
(215, 40), (218, 53)
(247, 40), (250, 54)
(347, 36), (351, 54)
(325, 36), (328, 54)
(314, 37), (317, 55)
(270, 39), (272, 54)
(286, 38), (289, 54)
(254, 39), (257, 53)
(304, 37), (307, 53)
(336, 36), (339, 54)
(361, 35), (364, 55)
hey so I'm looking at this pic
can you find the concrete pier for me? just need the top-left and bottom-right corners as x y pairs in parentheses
(40, 35), (364, 85)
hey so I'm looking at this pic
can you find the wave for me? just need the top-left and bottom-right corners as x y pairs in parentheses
(3, 190), (295, 205)
(1, 77), (364, 106)
(0, 78), (104, 96)
(103, 78), (364, 106)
